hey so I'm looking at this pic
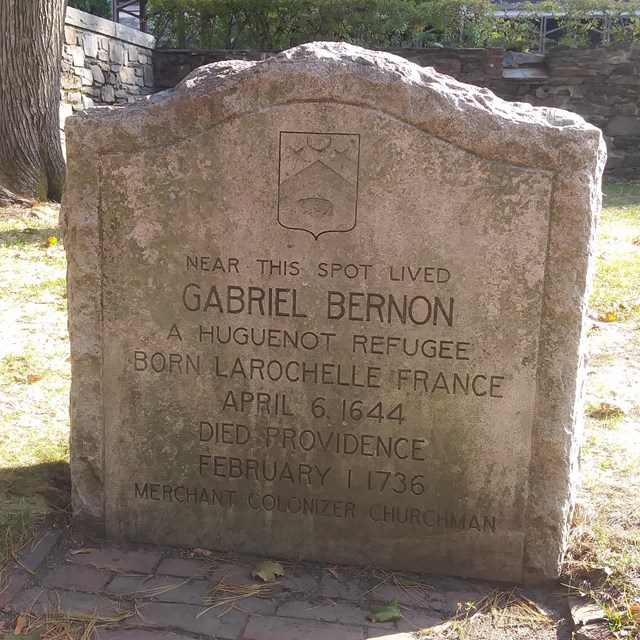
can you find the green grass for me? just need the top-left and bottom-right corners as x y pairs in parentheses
(0, 204), (70, 559)
(590, 183), (640, 325)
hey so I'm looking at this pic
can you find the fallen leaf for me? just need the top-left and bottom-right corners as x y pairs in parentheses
(26, 374), (43, 383)
(598, 310), (618, 322)
(251, 560), (284, 582)
(324, 566), (340, 579)
(369, 600), (402, 623)
(70, 548), (98, 555)
(45, 236), (58, 247)
(629, 603), (640, 616)
(588, 402), (626, 420)
(193, 548), (212, 556)
(13, 616), (26, 635)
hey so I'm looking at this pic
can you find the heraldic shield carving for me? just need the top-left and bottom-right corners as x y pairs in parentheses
(277, 132), (361, 239)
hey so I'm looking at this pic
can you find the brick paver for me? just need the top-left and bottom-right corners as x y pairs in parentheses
(370, 582), (433, 608)
(242, 615), (366, 640)
(209, 561), (257, 586)
(319, 574), (369, 601)
(133, 601), (248, 637)
(278, 570), (321, 593)
(106, 575), (211, 605)
(19, 530), (61, 571)
(97, 631), (195, 640)
(0, 572), (28, 609)
(12, 588), (121, 617)
(397, 608), (444, 633)
(44, 565), (111, 591)
(277, 600), (393, 629)
(365, 631), (415, 639)
(9, 587), (50, 616)
(228, 596), (277, 616)
(67, 547), (161, 573)
(155, 557), (210, 578)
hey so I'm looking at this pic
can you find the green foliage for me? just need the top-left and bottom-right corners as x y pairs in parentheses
(148, 0), (430, 49)
(369, 600), (403, 623)
(555, 0), (640, 45)
(147, 0), (640, 51)
(68, 0), (112, 19)
(420, 0), (495, 48)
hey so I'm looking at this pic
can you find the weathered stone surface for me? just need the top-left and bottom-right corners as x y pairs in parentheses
(20, 530), (62, 571)
(81, 32), (99, 58)
(110, 40), (124, 65)
(119, 67), (136, 84)
(68, 44), (85, 68)
(62, 74), (83, 90)
(64, 25), (77, 45)
(91, 64), (105, 84)
(0, 571), (28, 608)
(101, 85), (115, 103)
(63, 42), (605, 583)
(143, 65), (154, 87)
(606, 115), (640, 136)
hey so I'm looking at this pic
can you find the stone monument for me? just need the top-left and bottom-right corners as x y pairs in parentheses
(62, 42), (606, 583)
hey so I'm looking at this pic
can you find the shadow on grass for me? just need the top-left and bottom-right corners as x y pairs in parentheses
(0, 228), (59, 248)
(602, 182), (640, 208)
(0, 461), (71, 557)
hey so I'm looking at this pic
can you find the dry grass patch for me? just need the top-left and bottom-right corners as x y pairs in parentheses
(563, 182), (640, 638)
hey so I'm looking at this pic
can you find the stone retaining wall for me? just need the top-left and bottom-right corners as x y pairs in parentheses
(61, 7), (156, 122)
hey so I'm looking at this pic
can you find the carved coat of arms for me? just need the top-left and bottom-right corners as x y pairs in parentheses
(277, 132), (360, 239)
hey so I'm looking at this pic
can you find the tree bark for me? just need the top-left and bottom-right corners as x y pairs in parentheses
(0, 0), (67, 202)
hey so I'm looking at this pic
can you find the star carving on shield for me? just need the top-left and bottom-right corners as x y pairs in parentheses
(277, 132), (361, 239)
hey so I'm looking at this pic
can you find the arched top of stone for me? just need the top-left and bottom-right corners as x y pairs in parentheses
(66, 41), (604, 174)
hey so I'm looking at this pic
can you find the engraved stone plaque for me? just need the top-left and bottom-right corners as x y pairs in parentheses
(63, 43), (605, 583)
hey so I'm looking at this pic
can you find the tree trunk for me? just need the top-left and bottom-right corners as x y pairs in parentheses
(0, 0), (67, 202)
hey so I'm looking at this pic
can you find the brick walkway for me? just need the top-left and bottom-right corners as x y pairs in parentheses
(0, 528), (575, 639)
